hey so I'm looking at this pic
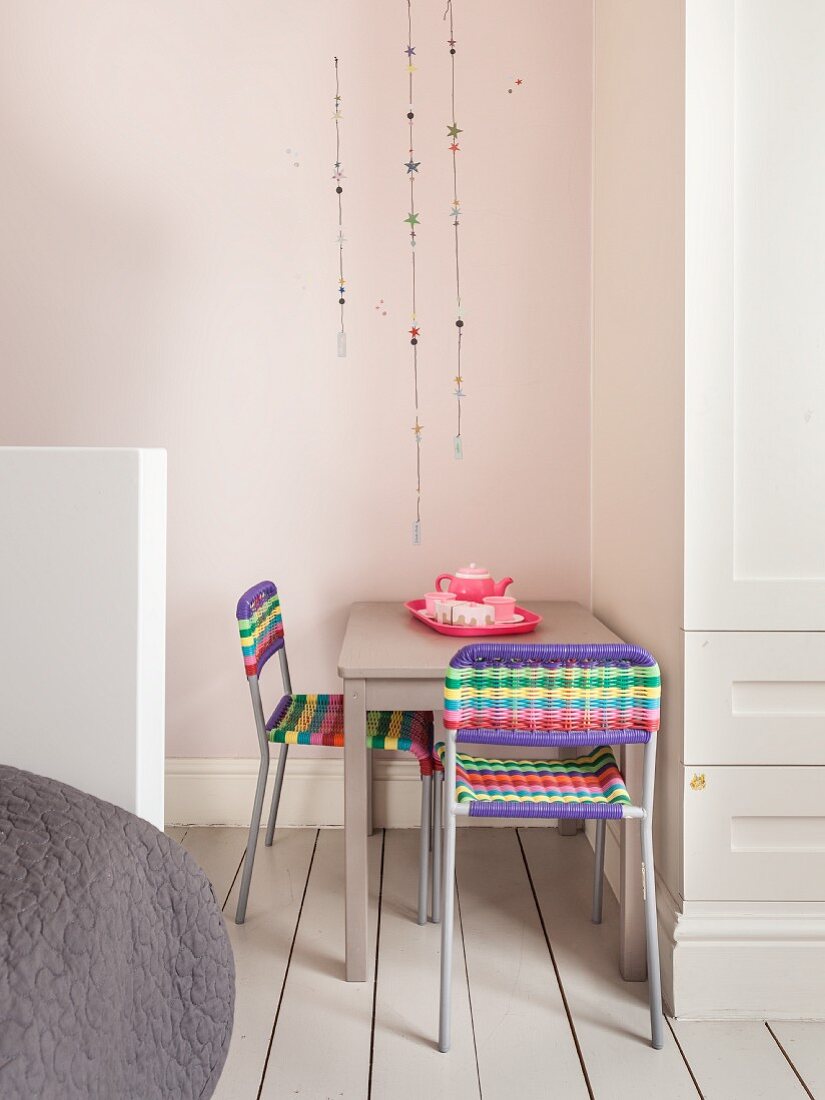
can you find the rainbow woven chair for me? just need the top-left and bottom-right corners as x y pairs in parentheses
(235, 581), (438, 927)
(437, 642), (664, 1052)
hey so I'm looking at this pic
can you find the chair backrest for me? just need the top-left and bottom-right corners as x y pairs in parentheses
(236, 581), (285, 679)
(444, 642), (660, 744)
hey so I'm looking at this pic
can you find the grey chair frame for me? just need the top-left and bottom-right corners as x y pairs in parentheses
(438, 729), (664, 1053)
(234, 645), (434, 927)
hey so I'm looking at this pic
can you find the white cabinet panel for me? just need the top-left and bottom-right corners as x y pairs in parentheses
(685, 0), (825, 629)
(0, 447), (166, 828)
(733, 1), (825, 584)
(684, 632), (825, 765)
(683, 766), (825, 900)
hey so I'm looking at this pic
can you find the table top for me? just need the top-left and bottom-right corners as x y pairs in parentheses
(337, 600), (623, 679)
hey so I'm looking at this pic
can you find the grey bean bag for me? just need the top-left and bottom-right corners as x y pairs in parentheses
(0, 766), (234, 1099)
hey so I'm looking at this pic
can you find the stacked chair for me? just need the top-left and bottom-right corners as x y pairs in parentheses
(235, 581), (438, 926)
(437, 641), (664, 1051)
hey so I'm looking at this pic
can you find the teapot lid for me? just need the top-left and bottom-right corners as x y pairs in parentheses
(455, 562), (491, 578)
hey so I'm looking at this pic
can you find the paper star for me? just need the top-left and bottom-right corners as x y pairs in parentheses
(447, 123), (463, 138)
(405, 159), (420, 174)
(332, 170), (345, 181)
(336, 231), (346, 244)
(407, 64), (417, 73)
(332, 110), (343, 121)
(404, 212), (420, 226)
(335, 94), (342, 102)
(334, 161), (341, 170)
(454, 387), (466, 398)
(339, 279), (347, 286)
(449, 142), (460, 153)
(454, 375), (463, 386)
(447, 38), (456, 47)
(405, 45), (416, 57)
(412, 418), (424, 437)
(409, 326), (420, 337)
(515, 78), (523, 85)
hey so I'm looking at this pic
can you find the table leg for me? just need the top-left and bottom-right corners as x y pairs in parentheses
(366, 750), (374, 837)
(344, 677), (369, 981)
(619, 742), (647, 981)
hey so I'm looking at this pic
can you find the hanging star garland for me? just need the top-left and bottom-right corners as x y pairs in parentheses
(333, 57), (347, 357)
(405, 0), (423, 543)
(445, 0), (465, 458)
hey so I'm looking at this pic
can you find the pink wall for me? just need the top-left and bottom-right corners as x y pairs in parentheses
(0, 1), (593, 758)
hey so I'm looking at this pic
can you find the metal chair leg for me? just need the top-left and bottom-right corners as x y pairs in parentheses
(641, 733), (664, 1049)
(431, 771), (443, 924)
(235, 746), (269, 925)
(264, 744), (289, 847)
(592, 818), (606, 923)
(642, 812), (664, 1049)
(417, 774), (432, 925)
(438, 742), (457, 1053)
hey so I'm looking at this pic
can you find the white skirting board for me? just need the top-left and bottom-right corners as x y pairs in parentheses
(586, 821), (825, 1020)
(660, 887), (825, 1021)
(165, 756), (560, 830)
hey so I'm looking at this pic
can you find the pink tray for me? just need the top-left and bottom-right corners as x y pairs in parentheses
(405, 599), (542, 637)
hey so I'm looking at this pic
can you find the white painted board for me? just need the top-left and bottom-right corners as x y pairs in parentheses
(0, 447), (166, 827)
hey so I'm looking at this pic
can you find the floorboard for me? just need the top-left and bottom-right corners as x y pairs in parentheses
(175, 827), (822, 1100)
(769, 1023), (825, 1099)
(212, 828), (318, 1100)
(259, 830), (382, 1099)
(456, 829), (590, 1099)
(181, 826), (247, 909)
(370, 829), (480, 1100)
(671, 1021), (809, 1100)
(519, 828), (700, 1099)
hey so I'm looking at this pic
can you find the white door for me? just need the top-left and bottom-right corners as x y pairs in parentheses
(685, 0), (825, 630)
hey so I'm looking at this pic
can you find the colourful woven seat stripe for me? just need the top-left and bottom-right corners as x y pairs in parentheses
(236, 581), (284, 676)
(267, 694), (440, 776)
(443, 643), (660, 746)
(436, 743), (630, 819)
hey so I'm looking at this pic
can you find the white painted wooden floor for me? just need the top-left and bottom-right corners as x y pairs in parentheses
(167, 826), (824, 1100)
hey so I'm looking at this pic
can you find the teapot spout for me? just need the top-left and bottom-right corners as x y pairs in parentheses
(494, 577), (514, 596)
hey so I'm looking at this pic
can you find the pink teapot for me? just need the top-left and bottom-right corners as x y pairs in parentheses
(434, 563), (514, 603)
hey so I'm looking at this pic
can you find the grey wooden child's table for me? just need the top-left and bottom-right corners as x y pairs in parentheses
(337, 600), (649, 984)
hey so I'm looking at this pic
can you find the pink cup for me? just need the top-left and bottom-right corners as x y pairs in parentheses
(425, 591), (456, 615)
(483, 595), (517, 622)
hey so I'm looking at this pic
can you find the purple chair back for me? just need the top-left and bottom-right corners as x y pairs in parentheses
(236, 581), (285, 678)
(444, 642), (660, 746)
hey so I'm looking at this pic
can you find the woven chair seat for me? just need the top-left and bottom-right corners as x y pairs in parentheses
(436, 744), (630, 818)
(267, 694), (439, 775)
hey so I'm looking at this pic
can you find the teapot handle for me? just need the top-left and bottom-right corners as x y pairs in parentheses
(434, 574), (453, 592)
